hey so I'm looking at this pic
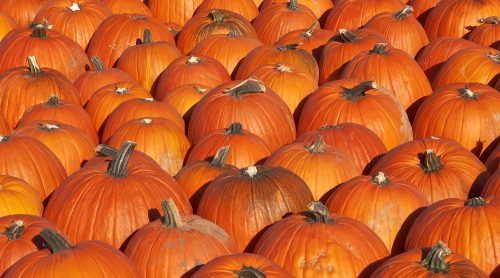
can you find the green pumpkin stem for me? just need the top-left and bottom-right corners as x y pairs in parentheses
(371, 172), (390, 185)
(302, 21), (319, 38)
(338, 29), (359, 42)
(234, 265), (266, 278)
(372, 43), (388, 55)
(421, 241), (451, 273)
(27, 56), (42, 74)
(161, 199), (184, 228)
(420, 149), (444, 173)
(288, 0), (298, 10)
(31, 24), (48, 39)
(107, 141), (136, 177)
(394, 5), (414, 20)
(224, 78), (266, 98)
(90, 56), (106, 71)
(143, 28), (153, 44)
(209, 146), (230, 168)
(306, 135), (326, 153)
(209, 10), (225, 22)
(40, 228), (73, 253)
(307, 201), (333, 223)
(466, 197), (487, 207)
(1, 220), (25, 241)
(343, 81), (377, 101)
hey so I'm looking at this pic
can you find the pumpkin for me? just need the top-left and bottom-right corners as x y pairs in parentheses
(371, 241), (488, 277)
(252, 0), (318, 45)
(0, 0), (48, 28)
(432, 47), (500, 89)
(196, 0), (259, 21)
(481, 169), (499, 198)
(341, 43), (433, 120)
(0, 115), (10, 135)
(192, 253), (292, 277)
(485, 144), (499, 173)
(424, 0), (500, 40)
(416, 37), (478, 84)
(188, 78), (296, 152)
(124, 199), (239, 277)
(12, 122), (95, 175)
(101, 0), (153, 16)
(175, 146), (237, 211)
(85, 81), (152, 134)
(34, 0), (112, 50)
(156, 55), (230, 93)
(176, 9), (258, 55)
(371, 137), (489, 203)
(0, 176), (43, 217)
(187, 122), (272, 168)
(86, 13), (175, 68)
(147, 0), (203, 27)
(318, 28), (388, 84)
(0, 24), (89, 82)
(297, 80), (413, 150)
(236, 43), (319, 82)
(275, 22), (335, 60)
(190, 30), (264, 77)
(297, 123), (387, 174)
(107, 118), (190, 175)
(101, 98), (184, 143)
(265, 135), (361, 200)
(326, 172), (429, 254)
(116, 29), (182, 92)
(254, 201), (390, 277)
(4, 228), (140, 277)
(44, 141), (192, 250)
(0, 12), (16, 42)
(405, 197), (499, 276)
(412, 83), (499, 160)
(157, 84), (211, 122)
(248, 63), (318, 120)
(18, 96), (98, 145)
(363, 5), (429, 57)
(0, 215), (64, 276)
(467, 16), (500, 48)
(410, 0), (442, 25)
(197, 165), (314, 251)
(260, 0), (333, 22)
(324, 0), (404, 31)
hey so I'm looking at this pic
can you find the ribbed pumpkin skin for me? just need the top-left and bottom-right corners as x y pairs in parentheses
(86, 14), (175, 68)
(432, 47), (500, 89)
(318, 29), (388, 84)
(482, 169), (499, 198)
(176, 10), (258, 55)
(192, 253), (292, 277)
(34, 0), (112, 50)
(0, 27), (89, 82)
(485, 145), (499, 173)
(412, 83), (499, 160)
(416, 37), (478, 84)
(147, 0), (203, 26)
(297, 123), (387, 174)
(0, 176), (43, 217)
(468, 18), (500, 48)
(156, 56), (230, 93)
(405, 197), (500, 276)
(0, 0), (47, 28)
(196, 0), (259, 21)
(424, 0), (500, 40)
(0, 115), (10, 137)
(324, 0), (404, 31)
(0, 136), (66, 200)
(275, 26), (335, 60)
(260, 0), (333, 21)
(0, 215), (64, 276)
(0, 12), (16, 42)
(371, 137), (489, 203)
(411, 0), (441, 24)
(326, 174), (429, 254)
(158, 84), (211, 122)
(197, 166), (314, 251)
(297, 79), (413, 151)
(101, 0), (153, 16)
(253, 211), (390, 277)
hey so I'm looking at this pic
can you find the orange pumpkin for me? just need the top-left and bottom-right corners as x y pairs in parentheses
(0, 12), (17, 42)
(196, 0), (259, 21)
(0, 115), (10, 135)
(275, 22), (335, 60)
(467, 16), (500, 48)
(0, 0), (48, 28)
(147, 0), (203, 27)
(0, 176), (43, 217)
(410, 0), (442, 25)
(157, 84), (211, 122)
(101, 0), (153, 16)
(260, 0), (333, 22)
(481, 169), (499, 198)
(485, 144), (499, 173)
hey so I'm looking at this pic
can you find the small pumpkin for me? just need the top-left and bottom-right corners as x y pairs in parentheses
(275, 22), (335, 60)
(196, 0), (259, 21)
(481, 169), (499, 198)
(0, 176), (43, 217)
(467, 16), (500, 48)
(0, 0), (47, 28)
(101, 0), (153, 16)
(157, 84), (211, 122)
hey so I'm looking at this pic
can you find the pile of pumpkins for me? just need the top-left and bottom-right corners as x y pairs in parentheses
(0, 0), (498, 277)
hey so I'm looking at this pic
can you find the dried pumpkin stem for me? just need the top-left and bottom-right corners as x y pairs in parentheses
(46, 95), (61, 106)
(486, 52), (500, 64)
(27, 56), (42, 74)
(277, 43), (301, 51)
(67, 2), (81, 12)
(235, 266), (266, 278)
(372, 43), (388, 55)
(306, 135), (326, 153)
(40, 228), (73, 253)
(209, 10), (225, 22)
(96, 144), (118, 158)
(343, 81), (377, 101)
(115, 87), (129, 94)
(226, 122), (244, 134)
(338, 29), (359, 42)
(195, 86), (208, 93)
(228, 28), (240, 38)
(161, 199), (184, 228)
(394, 5), (414, 20)
(0, 135), (9, 143)
(107, 141), (136, 177)
(38, 123), (60, 131)
(466, 197), (487, 207)
(143, 28), (153, 44)
(307, 201), (332, 223)
(209, 146), (230, 168)
(421, 241), (451, 273)
(478, 16), (500, 24)
(302, 21), (319, 38)
(420, 149), (444, 173)
(186, 56), (203, 65)
(275, 64), (293, 72)
(243, 166), (258, 178)
(31, 24), (48, 39)
(132, 15), (146, 20)
(371, 172), (390, 186)
(224, 79), (266, 98)
(458, 87), (479, 99)
(288, 0), (299, 11)
(90, 56), (106, 71)
(1, 220), (25, 241)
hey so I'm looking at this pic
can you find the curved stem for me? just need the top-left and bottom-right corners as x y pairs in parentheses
(277, 43), (301, 51)
(67, 2), (81, 12)
(90, 56), (106, 71)
(186, 56), (203, 65)
(458, 87), (479, 100)
(486, 52), (499, 64)
(46, 95), (61, 106)
(288, 0), (298, 11)
(478, 16), (500, 24)
(209, 10), (225, 22)
(301, 21), (319, 38)
(371, 172), (390, 186)
(466, 197), (487, 207)
(142, 28), (153, 44)
(420, 149), (444, 173)
(342, 81), (377, 101)
(161, 199), (184, 228)
(421, 241), (451, 273)
(40, 228), (73, 253)
(107, 141), (136, 177)
(27, 56), (42, 74)
(306, 135), (325, 153)
(224, 79), (266, 98)
(235, 266), (266, 278)
(394, 5), (414, 20)
(306, 201), (332, 223)
(371, 43), (388, 55)
(338, 29), (359, 42)
(31, 24), (48, 39)
(209, 146), (230, 168)
(1, 220), (25, 241)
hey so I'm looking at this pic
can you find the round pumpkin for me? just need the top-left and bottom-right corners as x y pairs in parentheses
(196, 0), (259, 21)
(260, 0), (333, 22)
(275, 22), (335, 60)
(197, 165), (314, 251)
(481, 169), (499, 198)
(467, 16), (500, 48)
(0, 12), (16, 42)
(101, 0), (153, 16)
(147, 0), (203, 27)
(0, 0), (48, 28)
(410, 0), (442, 25)
(0, 176), (42, 217)
(157, 84), (211, 122)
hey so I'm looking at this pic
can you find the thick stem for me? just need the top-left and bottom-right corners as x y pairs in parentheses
(90, 56), (106, 71)
(277, 43), (300, 51)
(275, 64), (293, 73)
(306, 135), (325, 153)
(161, 199), (184, 228)
(338, 29), (359, 42)
(307, 201), (332, 223)
(38, 123), (60, 131)
(107, 141), (136, 177)
(301, 21), (319, 38)
(486, 52), (500, 64)
(224, 79), (266, 98)
(420, 149), (444, 173)
(27, 56), (42, 74)
(235, 266), (266, 278)
(143, 28), (153, 44)
(466, 197), (487, 207)
(67, 2), (81, 12)
(209, 146), (230, 168)
(478, 16), (500, 24)
(394, 5), (414, 20)
(1, 221), (25, 241)
(458, 87), (479, 99)
(226, 122), (244, 134)
(342, 81), (377, 101)
(371, 43), (388, 55)
(31, 24), (48, 39)
(186, 56), (203, 65)
(40, 228), (73, 253)
(209, 10), (225, 22)
(243, 166), (258, 178)
(96, 144), (118, 158)
(371, 172), (390, 186)
(288, 0), (298, 11)
(46, 95), (61, 106)
(421, 241), (451, 273)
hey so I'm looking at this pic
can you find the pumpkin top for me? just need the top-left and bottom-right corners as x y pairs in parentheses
(486, 52), (499, 64)
(277, 43), (301, 51)
(342, 81), (377, 101)
(301, 21), (319, 38)
(371, 43), (389, 55)
(306, 201), (333, 223)
(465, 197), (487, 207)
(38, 122), (61, 131)
(338, 29), (359, 43)
(458, 87), (480, 100)
(115, 87), (129, 94)
(420, 241), (451, 273)
(235, 266), (266, 278)
(67, 2), (81, 12)
(0, 135), (9, 143)
(1, 220), (25, 241)
(142, 28), (153, 44)
(209, 10), (226, 22)
(40, 228), (73, 253)
(420, 149), (444, 173)
(288, 0), (299, 11)
(90, 56), (106, 71)
(478, 16), (500, 25)
(27, 56), (43, 74)
(394, 5), (414, 20)
(106, 141), (136, 178)
(243, 166), (259, 178)
(210, 146), (230, 168)
(306, 135), (326, 153)
(224, 78), (266, 98)
(274, 64), (293, 73)
(31, 24), (48, 40)
(186, 56), (203, 65)
(161, 198), (184, 228)
(226, 122), (245, 134)
(46, 95), (63, 106)
(371, 172), (390, 186)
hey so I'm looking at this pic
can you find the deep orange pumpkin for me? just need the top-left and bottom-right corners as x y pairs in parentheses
(157, 84), (212, 122)
(275, 22), (335, 60)
(0, 115), (10, 139)
(410, 0), (442, 25)
(0, 0), (48, 28)
(196, 0), (259, 21)
(147, 0), (203, 27)
(260, 0), (333, 22)
(0, 176), (43, 217)
(101, 0), (153, 16)
(481, 169), (499, 198)
(467, 16), (500, 48)
(0, 12), (17, 42)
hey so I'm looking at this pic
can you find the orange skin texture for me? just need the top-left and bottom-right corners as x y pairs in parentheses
(405, 197), (500, 276)
(0, 12), (16, 42)
(86, 14), (175, 68)
(410, 0), (441, 25)
(0, 215), (65, 276)
(158, 84), (211, 122)
(424, 0), (500, 40)
(196, 0), (259, 21)
(0, 175), (43, 217)
(0, 136), (66, 201)
(276, 27), (335, 60)
(326, 174), (429, 254)
(0, 115), (10, 135)
(252, 2), (318, 45)
(468, 20), (500, 49)
(197, 165), (314, 251)
(253, 212), (390, 277)
(371, 137), (490, 203)
(298, 79), (413, 151)
(147, 0), (203, 26)
(124, 212), (239, 277)
(0, 0), (48, 28)
(485, 144), (499, 174)
(101, 98), (184, 142)
(101, 0), (153, 16)
(176, 10), (258, 55)
(318, 28), (387, 84)
(192, 253), (292, 277)
(481, 169), (499, 198)
(260, 0), (333, 21)
(412, 83), (499, 160)
(156, 55), (230, 93)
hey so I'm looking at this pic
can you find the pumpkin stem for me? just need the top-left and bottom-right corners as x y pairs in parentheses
(465, 197), (487, 207)
(301, 21), (319, 38)
(277, 43), (301, 51)
(67, 2), (81, 12)
(320, 124), (336, 129)
(486, 52), (500, 64)
(394, 5), (414, 20)
(275, 64), (293, 72)
(209, 10), (225, 22)
(458, 87), (479, 99)
(478, 16), (500, 24)
(142, 28), (153, 44)
(161, 198), (184, 228)
(186, 56), (203, 65)
(38, 123), (61, 131)
(420, 149), (444, 173)
(27, 56), (42, 74)
(306, 135), (326, 153)
(194, 86), (208, 93)
(288, 0), (298, 11)
(131, 15), (146, 20)
(90, 56), (106, 71)
(209, 146), (230, 168)
(141, 118), (153, 125)
(1, 220), (25, 241)
(371, 172), (390, 186)
(107, 141), (136, 177)
(338, 29), (359, 42)
(307, 201), (333, 223)
(46, 95), (62, 106)
(31, 24), (48, 39)
(342, 81), (377, 101)
(243, 166), (258, 178)
(234, 266), (266, 278)
(421, 241), (451, 273)
(228, 28), (240, 38)
(96, 144), (118, 158)
(224, 78), (266, 98)
(0, 135), (9, 143)
(226, 122), (244, 134)
(40, 228), (73, 253)
(115, 87), (129, 94)
(371, 43), (388, 55)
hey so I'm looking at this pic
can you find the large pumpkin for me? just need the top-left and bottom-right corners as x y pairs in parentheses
(147, 0), (203, 27)
(197, 165), (314, 251)
(0, 176), (42, 217)
(481, 169), (499, 198)
(371, 137), (490, 203)
(196, 0), (259, 21)
(0, 12), (16, 42)
(124, 199), (239, 277)
(44, 141), (192, 250)
(297, 80), (413, 150)
(0, 0), (48, 27)
(254, 201), (390, 277)
(275, 22), (335, 60)
(467, 16), (500, 48)
(157, 84), (211, 122)
(260, 0), (333, 22)
(101, 0), (153, 16)
(405, 197), (500, 276)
